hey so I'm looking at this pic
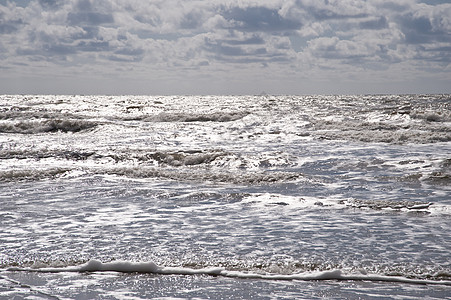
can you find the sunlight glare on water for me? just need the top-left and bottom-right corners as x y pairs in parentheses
(1, 94), (450, 299)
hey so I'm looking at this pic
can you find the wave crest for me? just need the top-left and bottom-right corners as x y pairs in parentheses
(106, 167), (302, 184)
(0, 168), (70, 182)
(143, 111), (248, 122)
(0, 119), (98, 134)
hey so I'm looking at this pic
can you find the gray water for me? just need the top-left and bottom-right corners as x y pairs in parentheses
(1, 94), (450, 299)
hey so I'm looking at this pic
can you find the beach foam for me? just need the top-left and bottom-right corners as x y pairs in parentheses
(7, 260), (451, 286)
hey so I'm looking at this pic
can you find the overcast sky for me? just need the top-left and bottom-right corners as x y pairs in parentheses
(1, 0), (450, 95)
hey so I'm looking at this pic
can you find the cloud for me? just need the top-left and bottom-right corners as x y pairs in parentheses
(359, 16), (388, 30)
(221, 6), (302, 32)
(399, 4), (451, 44)
(0, 0), (450, 94)
(67, 12), (114, 26)
(0, 3), (26, 34)
(280, 0), (370, 22)
(221, 34), (265, 45)
(38, 0), (62, 9)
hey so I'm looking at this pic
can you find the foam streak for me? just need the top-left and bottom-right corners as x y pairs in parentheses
(6, 260), (451, 286)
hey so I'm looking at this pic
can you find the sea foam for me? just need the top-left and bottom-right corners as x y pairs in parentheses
(7, 260), (451, 286)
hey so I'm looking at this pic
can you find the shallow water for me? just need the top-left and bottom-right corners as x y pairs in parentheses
(1, 94), (450, 299)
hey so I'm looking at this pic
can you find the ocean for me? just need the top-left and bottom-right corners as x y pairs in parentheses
(0, 94), (450, 299)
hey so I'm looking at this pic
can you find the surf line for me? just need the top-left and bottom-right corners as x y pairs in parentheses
(5, 260), (451, 286)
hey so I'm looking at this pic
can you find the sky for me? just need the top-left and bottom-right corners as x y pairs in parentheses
(0, 0), (450, 95)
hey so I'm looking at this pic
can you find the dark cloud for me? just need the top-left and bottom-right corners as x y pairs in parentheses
(203, 32), (292, 65)
(212, 54), (290, 65)
(359, 17), (388, 30)
(111, 47), (145, 62)
(114, 48), (144, 56)
(0, 12), (24, 34)
(0, 0), (30, 7)
(422, 46), (451, 63)
(107, 54), (142, 62)
(15, 47), (40, 56)
(68, 12), (114, 26)
(419, 0), (451, 4)
(307, 36), (380, 66)
(44, 44), (76, 55)
(375, 2), (410, 12)
(303, 3), (368, 21)
(401, 15), (433, 44)
(222, 6), (302, 32)
(76, 40), (110, 52)
(313, 10), (367, 21)
(400, 13), (450, 44)
(67, 0), (114, 26)
(75, 0), (92, 11)
(180, 9), (204, 29)
(0, 22), (20, 34)
(38, 0), (62, 9)
(17, 43), (75, 57)
(222, 35), (265, 45)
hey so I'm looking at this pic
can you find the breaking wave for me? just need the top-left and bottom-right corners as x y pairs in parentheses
(137, 150), (228, 166)
(143, 111), (249, 122)
(0, 119), (99, 134)
(313, 121), (451, 144)
(105, 167), (303, 184)
(0, 168), (71, 182)
(0, 148), (96, 160)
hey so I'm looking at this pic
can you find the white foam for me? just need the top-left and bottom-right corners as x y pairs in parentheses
(7, 260), (451, 286)
(240, 193), (341, 210)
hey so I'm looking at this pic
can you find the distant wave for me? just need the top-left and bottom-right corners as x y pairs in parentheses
(0, 109), (83, 121)
(142, 111), (249, 122)
(7, 259), (451, 286)
(143, 150), (228, 166)
(313, 121), (451, 144)
(0, 149), (96, 160)
(0, 119), (98, 134)
(105, 167), (303, 184)
(411, 111), (451, 123)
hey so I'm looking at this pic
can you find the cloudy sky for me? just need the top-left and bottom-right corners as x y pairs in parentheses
(1, 0), (450, 94)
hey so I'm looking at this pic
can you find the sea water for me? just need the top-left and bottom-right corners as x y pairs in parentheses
(0, 94), (450, 299)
